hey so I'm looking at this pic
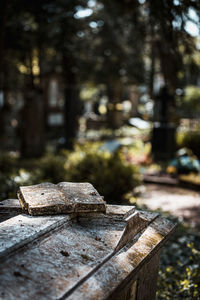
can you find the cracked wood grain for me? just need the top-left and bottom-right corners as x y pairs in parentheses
(0, 213), (75, 258)
(17, 182), (106, 215)
(0, 205), (176, 300)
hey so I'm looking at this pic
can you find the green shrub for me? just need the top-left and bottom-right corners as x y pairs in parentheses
(0, 173), (18, 200)
(0, 143), (141, 204)
(177, 131), (200, 158)
(0, 152), (18, 175)
(179, 86), (200, 116)
(33, 154), (66, 183)
(64, 148), (141, 204)
(0, 153), (18, 199)
(34, 143), (141, 204)
(0, 152), (67, 200)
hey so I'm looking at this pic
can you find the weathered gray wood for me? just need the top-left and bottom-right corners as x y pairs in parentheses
(17, 182), (106, 215)
(77, 208), (159, 253)
(114, 212), (147, 252)
(0, 211), (20, 223)
(17, 182), (71, 213)
(135, 250), (161, 300)
(0, 213), (75, 258)
(0, 199), (22, 223)
(65, 216), (175, 300)
(137, 210), (159, 222)
(114, 251), (160, 300)
(113, 210), (159, 252)
(106, 205), (135, 218)
(116, 281), (137, 300)
(0, 216), (124, 299)
(0, 206), (176, 300)
(0, 199), (22, 212)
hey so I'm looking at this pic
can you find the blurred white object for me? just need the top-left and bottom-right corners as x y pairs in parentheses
(129, 117), (151, 129)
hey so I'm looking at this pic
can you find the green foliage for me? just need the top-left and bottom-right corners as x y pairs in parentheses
(0, 153), (18, 199)
(0, 143), (141, 204)
(64, 144), (141, 203)
(180, 86), (200, 115)
(0, 173), (18, 200)
(177, 131), (200, 158)
(157, 222), (200, 300)
(33, 154), (66, 183)
(0, 153), (18, 175)
(0, 152), (67, 199)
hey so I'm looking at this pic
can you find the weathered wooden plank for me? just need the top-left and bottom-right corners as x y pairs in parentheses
(114, 212), (147, 252)
(0, 218), (125, 300)
(112, 251), (160, 300)
(113, 210), (159, 252)
(65, 216), (176, 300)
(17, 182), (71, 213)
(0, 205), (138, 260)
(137, 210), (159, 222)
(0, 207), (175, 300)
(0, 213), (75, 258)
(106, 205), (135, 218)
(77, 204), (136, 224)
(0, 199), (22, 212)
(0, 212), (20, 223)
(0, 199), (22, 223)
(77, 208), (159, 253)
(135, 250), (161, 300)
(17, 182), (106, 215)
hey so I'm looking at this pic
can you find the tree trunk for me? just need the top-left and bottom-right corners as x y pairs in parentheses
(0, 0), (8, 145)
(64, 82), (81, 149)
(20, 89), (45, 158)
(0, 0), (8, 89)
(149, 42), (156, 100)
(62, 50), (82, 150)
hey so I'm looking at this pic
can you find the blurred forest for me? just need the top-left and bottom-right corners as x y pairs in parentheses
(0, 1), (200, 298)
(0, 0), (200, 156)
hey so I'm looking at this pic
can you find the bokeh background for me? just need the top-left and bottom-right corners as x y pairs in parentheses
(0, 0), (200, 298)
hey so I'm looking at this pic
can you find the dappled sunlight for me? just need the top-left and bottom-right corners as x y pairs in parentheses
(138, 184), (200, 229)
(0, 0), (200, 298)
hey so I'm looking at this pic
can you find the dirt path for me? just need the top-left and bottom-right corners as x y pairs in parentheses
(138, 184), (200, 230)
